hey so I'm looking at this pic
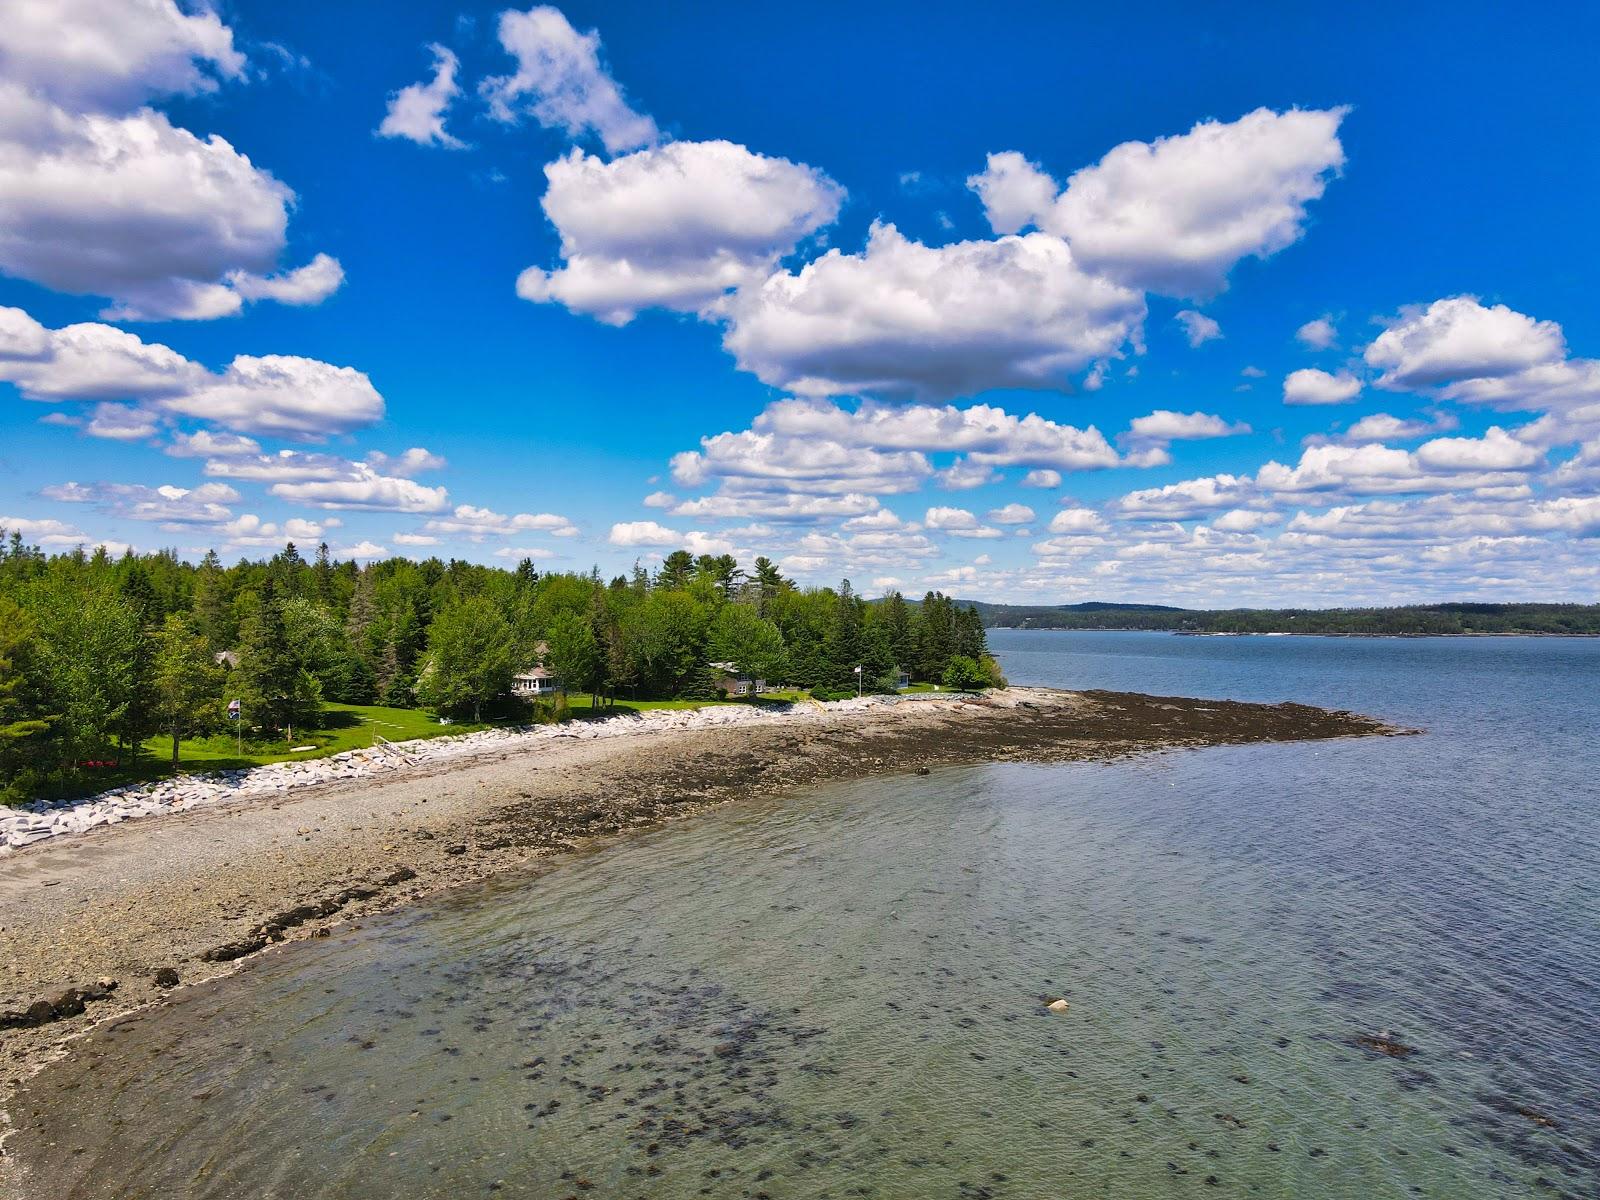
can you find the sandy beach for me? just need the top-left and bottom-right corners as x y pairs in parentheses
(0, 685), (1397, 1167)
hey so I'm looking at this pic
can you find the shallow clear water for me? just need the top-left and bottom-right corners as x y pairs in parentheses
(14, 632), (1600, 1198)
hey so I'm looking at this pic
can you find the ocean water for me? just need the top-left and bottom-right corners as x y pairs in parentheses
(10, 631), (1599, 1199)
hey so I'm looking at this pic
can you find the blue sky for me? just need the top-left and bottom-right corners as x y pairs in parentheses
(2, 1), (1598, 604)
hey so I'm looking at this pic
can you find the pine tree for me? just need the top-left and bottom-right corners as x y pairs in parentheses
(235, 579), (321, 740)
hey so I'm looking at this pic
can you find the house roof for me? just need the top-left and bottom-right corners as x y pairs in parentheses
(514, 666), (555, 680)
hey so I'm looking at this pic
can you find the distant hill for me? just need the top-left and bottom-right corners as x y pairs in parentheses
(957, 601), (1600, 636)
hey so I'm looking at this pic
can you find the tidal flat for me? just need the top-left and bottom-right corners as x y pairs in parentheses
(0, 684), (1396, 1197)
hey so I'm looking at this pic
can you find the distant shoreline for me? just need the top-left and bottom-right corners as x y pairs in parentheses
(0, 685), (1401, 1185)
(990, 627), (1600, 638)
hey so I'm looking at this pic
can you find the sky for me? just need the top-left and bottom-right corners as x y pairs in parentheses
(2, 0), (1599, 607)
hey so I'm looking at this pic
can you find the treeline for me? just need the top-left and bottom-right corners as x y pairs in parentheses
(971, 600), (1600, 636)
(0, 532), (1001, 800)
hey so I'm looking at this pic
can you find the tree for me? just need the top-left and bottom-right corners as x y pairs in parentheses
(415, 595), (513, 721)
(544, 609), (601, 702)
(29, 574), (144, 768)
(657, 550), (695, 591)
(0, 598), (48, 793)
(235, 580), (322, 740)
(942, 654), (989, 691)
(881, 591), (917, 676)
(623, 590), (708, 697)
(709, 603), (787, 684)
(152, 614), (224, 767)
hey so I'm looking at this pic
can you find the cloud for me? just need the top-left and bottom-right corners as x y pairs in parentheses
(0, 8), (339, 322)
(672, 428), (932, 496)
(1414, 426), (1541, 472)
(422, 505), (579, 537)
(1127, 409), (1251, 441)
(494, 545), (567, 561)
(0, 311), (203, 399)
(1365, 297), (1566, 389)
(969, 107), (1348, 296)
(1325, 411), (1458, 444)
(519, 141), (844, 324)
(269, 467), (449, 513)
(1021, 469), (1061, 488)
(723, 224), (1144, 399)
(0, 0), (244, 111)
(83, 402), (159, 441)
(964, 150), (1058, 235)
(329, 540), (389, 561)
(754, 397), (1125, 472)
(1049, 507), (1109, 534)
(44, 479), (238, 524)
(1296, 315), (1337, 349)
(219, 513), (330, 546)
(392, 532), (441, 547)
(987, 503), (1035, 524)
(1116, 473), (1260, 519)
(934, 461), (999, 490)
(482, 5), (657, 153)
(379, 43), (464, 148)
(163, 355), (385, 439)
(1258, 439), (1538, 496)
(924, 506), (1002, 538)
(1175, 310), (1222, 347)
(668, 492), (882, 522)
(202, 450), (357, 483)
(226, 254), (345, 307)
(1211, 508), (1281, 532)
(1283, 367), (1361, 405)
(165, 429), (261, 458)
(0, 514), (95, 546)
(608, 519), (681, 547)
(0, 311), (383, 442)
(366, 447), (447, 477)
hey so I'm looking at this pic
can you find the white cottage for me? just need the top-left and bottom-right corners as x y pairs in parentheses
(512, 641), (562, 697)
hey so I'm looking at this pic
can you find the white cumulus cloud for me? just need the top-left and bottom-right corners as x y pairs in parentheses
(519, 141), (844, 324)
(482, 5), (657, 153)
(378, 44), (464, 149)
(968, 107), (1348, 297)
(722, 223), (1145, 400)
(1283, 367), (1362, 405)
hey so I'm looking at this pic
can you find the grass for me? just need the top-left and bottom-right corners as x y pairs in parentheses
(68, 683), (940, 795)
(119, 703), (490, 778)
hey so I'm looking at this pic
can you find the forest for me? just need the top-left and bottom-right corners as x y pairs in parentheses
(0, 530), (1002, 802)
(969, 600), (1600, 636)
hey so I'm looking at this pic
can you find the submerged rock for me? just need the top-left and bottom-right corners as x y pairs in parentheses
(1352, 1033), (1418, 1059)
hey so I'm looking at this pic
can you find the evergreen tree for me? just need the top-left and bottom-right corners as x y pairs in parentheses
(657, 550), (695, 591)
(152, 614), (224, 767)
(235, 579), (322, 740)
(191, 549), (232, 649)
(0, 597), (48, 795)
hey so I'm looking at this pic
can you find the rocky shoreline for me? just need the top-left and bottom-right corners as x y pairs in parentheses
(0, 686), (1402, 1183)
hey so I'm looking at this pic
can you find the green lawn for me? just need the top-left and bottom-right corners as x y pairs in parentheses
(132, 702), (490, 776)
(86, 685), (927, 792)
